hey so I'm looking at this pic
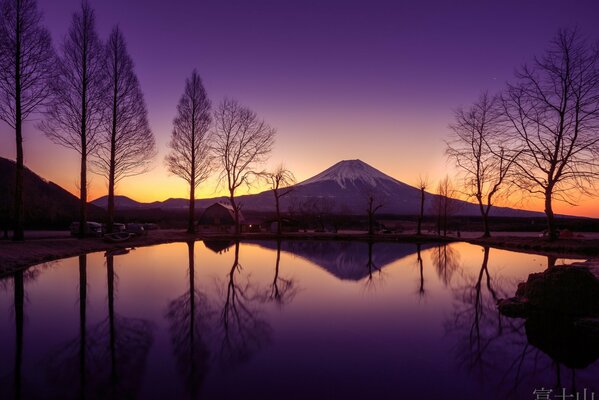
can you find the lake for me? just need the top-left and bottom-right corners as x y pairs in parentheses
(1, 240), (597, 399)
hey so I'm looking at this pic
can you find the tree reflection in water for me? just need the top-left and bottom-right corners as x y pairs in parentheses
(431, 244), (460, 286)
(416, 244), (426, 299)
(46, 253), (154, 400)
(217, 241), (272, 367)
(363, 241), (383, 291)
(444, 246), (599, 397)
(165, 241), (214, 398)
(266, 239), (298, 306)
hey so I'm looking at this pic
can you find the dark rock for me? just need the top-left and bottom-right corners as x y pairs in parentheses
(526, 315), (599, 369)
(511, 266), (599, 317)
(497, 297), (531, 318)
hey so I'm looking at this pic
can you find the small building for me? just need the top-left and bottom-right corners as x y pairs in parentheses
(198, 202), (245, 233)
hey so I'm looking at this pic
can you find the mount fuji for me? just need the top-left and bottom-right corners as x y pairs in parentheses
(92, 159), (541, 217)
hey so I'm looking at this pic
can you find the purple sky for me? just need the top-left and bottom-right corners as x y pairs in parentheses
(1, 0), (599, 215)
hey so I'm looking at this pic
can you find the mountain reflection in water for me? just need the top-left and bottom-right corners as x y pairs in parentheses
(0, 241), (597, 399)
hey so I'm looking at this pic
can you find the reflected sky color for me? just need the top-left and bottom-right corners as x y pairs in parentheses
(0, 1), (598, 215)
(1, 241), (596, 399)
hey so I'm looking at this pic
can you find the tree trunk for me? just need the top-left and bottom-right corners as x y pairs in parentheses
(544, 189), (557, 241)
(188, 180), (195, 234)
(14, 118), (24, 241)
(275, 192), (281, 235)
(482, 211), (490, 238)
(479, 200), (491, 238)
(13, 9), (24, 241)
(230, 194), (240, 235)
(79, 152), (87, 239)
(417, 188), (424, 235)
(107, 60), (118, 234)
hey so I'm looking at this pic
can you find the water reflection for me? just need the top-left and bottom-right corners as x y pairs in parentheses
(13, 270), (24, 400)
(267, 240), (298, 306)
(431, 243), (460, 286)
(45, 253), (154, 399)
(250, 240), (433, 281)
(1, 240), (597, 399)
(165, 241), (212, 398)
(218, 241), (272, 367)
(45, 255), (89, 398)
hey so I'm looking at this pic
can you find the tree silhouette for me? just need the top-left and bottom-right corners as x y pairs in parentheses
(165, 70), (213, 234)
(40, 2), (106, 238)
(447, 92), (519, 237)
(365, 192), (383, 235)
(265, 164), (295, 235)
(502, 29), (599, 240)
(94, 27), (156, 233)
(213, 99), (275, 234)
(0, 0), (55, 241)
(416, 176), (428, 235)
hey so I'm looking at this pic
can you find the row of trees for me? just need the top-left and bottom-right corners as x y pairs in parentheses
(447, 29), (599, 240)
(0, 0), (156, 239)
(0, 0), (288, 239)
(165, 72), (280, 234)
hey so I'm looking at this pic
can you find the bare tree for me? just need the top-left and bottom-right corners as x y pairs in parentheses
(39, 2), (105, 238)
(432, 176), (459, 236)
(0, 0), (54, 241)
(165, 70), (213, 234)
(266, 164), (295, 235)
(94, 27), (155, 233)
(502, 29), (599, 240)
(416, 175), (428, 235)
(365, 192), (383, 235)
(213, 99), (275, 234)
(447, 92), (519, 238)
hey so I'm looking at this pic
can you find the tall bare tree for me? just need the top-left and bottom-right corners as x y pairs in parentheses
(416, 175), (428, 235)
(266, 164), (295, 235)
(502, 29), (599, 240)
(165, 70), (213, 234)
(94, 27), (155, 233)
(213, 99), (275, 234)
(40, 2), (105, 238)
(0, 0), (54, 241)
(447, 92), (519, 238)
(365, 192), (383, 235)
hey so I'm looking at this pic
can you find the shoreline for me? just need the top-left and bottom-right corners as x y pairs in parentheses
(1, 230), (598, 276)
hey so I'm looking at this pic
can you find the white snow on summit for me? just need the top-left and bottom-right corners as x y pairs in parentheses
(296, 159), (400, 189)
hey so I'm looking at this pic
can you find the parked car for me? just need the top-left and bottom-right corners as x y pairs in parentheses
(69, 221), (103, 237)
(126, 223), (146, 236)
(143, 223), (160, 231)
(112, 223), (126, 232)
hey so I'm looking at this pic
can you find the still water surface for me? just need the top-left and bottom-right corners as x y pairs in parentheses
(0, 241), (596, 399)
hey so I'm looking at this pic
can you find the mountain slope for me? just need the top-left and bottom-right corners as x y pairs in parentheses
(0, 157), (104, 227)
(92, 159), (543, 217)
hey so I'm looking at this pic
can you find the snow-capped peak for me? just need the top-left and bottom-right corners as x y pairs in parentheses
(296, 159), (399, 189)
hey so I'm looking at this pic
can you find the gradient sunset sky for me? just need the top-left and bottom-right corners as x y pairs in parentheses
(1, 0), (599, 216)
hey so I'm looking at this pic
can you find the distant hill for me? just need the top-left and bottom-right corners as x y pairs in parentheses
(0, 157), (104, 228)
(92, 159), (544, 217)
